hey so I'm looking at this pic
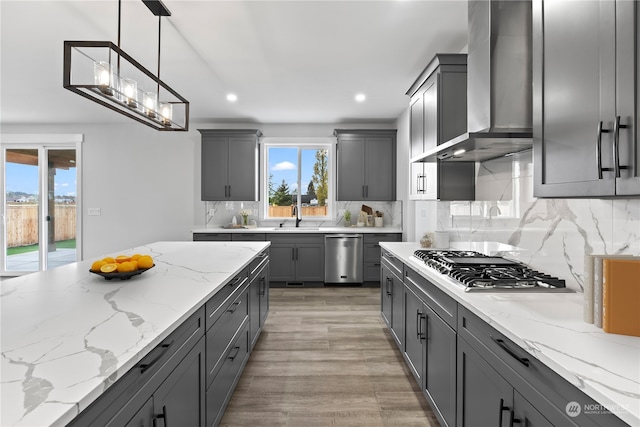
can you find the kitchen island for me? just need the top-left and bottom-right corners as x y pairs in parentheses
(381, 242), (639, 427)
(1, 241), (269, 427)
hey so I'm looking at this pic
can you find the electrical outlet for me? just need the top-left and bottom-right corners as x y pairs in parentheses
(88, 208), (101, 216)
(208, 209), (215, 216)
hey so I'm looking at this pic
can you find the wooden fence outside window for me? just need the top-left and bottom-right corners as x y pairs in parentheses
(6, 204), (76, 248)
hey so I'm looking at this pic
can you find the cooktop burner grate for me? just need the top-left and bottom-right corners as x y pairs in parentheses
(413, 250), (567, 292)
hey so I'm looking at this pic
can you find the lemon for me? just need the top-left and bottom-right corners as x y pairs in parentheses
(100, 263), (118, 273)
(117, 261), (136, 273)
(137, 255), (154, 269)
(91, 260), (107, 272)
(102, 257), (115, 264)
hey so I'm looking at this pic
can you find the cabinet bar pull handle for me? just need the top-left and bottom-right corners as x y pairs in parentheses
(498, 398), (510, 427)
(416, 310), (422, 339)
(228, 345), (241, 361)
(491, 336), (530, 367)
(510, 409), (521, 426)
(140, 341), (173, 373)
(153, 405), (168, 427)
(596, 121), (611, 179)
(386, 277), (392, 296)
(259, 277), (266, 296)
(613, 115), (629, 178)
(227, 300), (242, 313)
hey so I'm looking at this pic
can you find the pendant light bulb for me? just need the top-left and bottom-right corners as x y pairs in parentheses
(94, 61), (114, 96)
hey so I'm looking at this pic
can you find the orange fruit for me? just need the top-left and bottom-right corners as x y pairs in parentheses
(115, 255), (131, 263)
(117, 261), (135, 273)
(91, 260), (106, 272)
(137, 255), (153, 269)
(100, 263), (118, 273)
(102, 257), (115, 264)
(130, 254), (142, 261)
(130, 260), (138, 270)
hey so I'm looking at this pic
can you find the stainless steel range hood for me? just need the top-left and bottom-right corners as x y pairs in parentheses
(415, 0), (533, 163)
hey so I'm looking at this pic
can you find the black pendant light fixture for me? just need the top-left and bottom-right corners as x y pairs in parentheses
(63, 0), (189, 131)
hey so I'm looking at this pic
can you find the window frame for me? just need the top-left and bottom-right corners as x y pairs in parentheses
(261, 137), (335, 222)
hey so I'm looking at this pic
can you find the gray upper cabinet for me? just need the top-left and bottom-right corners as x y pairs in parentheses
(533, 0), (639, 197)
(407, 54), (475, 201)
(334, 129), (397, 201)
(199, 129), (262, 201)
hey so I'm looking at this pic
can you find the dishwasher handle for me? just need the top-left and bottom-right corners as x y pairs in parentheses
(325, 234), (363, 239)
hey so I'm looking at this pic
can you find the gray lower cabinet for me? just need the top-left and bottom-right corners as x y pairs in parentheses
(68, 308), (206, 427)
(249, 252), (269, 349)
(457, 306), (628, 427)
(403, 266), (456, 427)
(382, 255), (628, 427)
(363, 233), (402, 283)
(532, 0), (639, 197)
(70, 254), (268, 427)
(193, 233), (266, 242)
(267, 234), (324, 284)
(334, 129), (397, 201)
(194, 233), (232, 241)
(200, 129), (261, 201)
(381, 251), (404, 348)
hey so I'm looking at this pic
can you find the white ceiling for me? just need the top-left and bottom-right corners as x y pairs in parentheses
(0, 0), (468, 125)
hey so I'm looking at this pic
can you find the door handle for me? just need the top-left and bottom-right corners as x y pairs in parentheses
(491, 336), (530, 367)
(498, 398), (510, 427)
(596, 121), (611, 179)
(153, 405), (168, 427)
(613, 115), (629, 178)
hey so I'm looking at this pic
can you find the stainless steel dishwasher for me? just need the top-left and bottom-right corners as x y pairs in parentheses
(324, 234), (363, 284)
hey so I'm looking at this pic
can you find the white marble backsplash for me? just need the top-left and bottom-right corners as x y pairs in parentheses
(415, 151), (640, 292)
(203, 200), (402, 228)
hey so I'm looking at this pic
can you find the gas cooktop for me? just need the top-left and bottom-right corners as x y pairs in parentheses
(413, 250), (569, 292)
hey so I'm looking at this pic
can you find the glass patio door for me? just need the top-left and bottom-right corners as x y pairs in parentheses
(1, 144), (79, 275)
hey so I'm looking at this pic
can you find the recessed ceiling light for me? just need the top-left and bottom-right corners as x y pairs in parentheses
(226, 93), (238, 102)
(355, 93), (366, 102)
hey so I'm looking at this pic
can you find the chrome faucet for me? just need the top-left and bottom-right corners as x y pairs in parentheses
(291, 205), (302, 227)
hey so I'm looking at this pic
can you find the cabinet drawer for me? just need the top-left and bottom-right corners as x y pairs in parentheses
(232, 233), (266, 241)
(381, 250), (403, 279)
(458, 306), (627, 427)
(193, 233), (232, 241)
(404, 265), (456, 329)
(266, 233), (324, 244)
(364, 261), (382, 282)
(364, 243), (381, 263)
(249, 250), (269, 278)
(206, 283), (250, 388)
(206, 321), (250, 427)
(205, 270), (249, 330)
(363, 233), (401, 244)
(70, 307), (205, 426)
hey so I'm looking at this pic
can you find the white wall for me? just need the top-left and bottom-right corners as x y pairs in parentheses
(2, 122), (198, 258)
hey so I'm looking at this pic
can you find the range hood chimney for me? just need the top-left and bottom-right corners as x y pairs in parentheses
(417, 0), (533, 163)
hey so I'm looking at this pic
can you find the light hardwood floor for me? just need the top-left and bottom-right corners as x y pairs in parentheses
(220, 287), (440, 426)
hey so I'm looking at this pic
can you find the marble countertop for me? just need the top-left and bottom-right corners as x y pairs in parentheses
(192, 226), (403, 234)
(1, 241), (270, 427)
(380, 242), (640, 426)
